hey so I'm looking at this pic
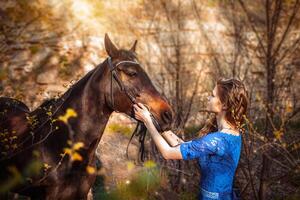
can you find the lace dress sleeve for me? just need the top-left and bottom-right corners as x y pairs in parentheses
(180, 134), (226, 160)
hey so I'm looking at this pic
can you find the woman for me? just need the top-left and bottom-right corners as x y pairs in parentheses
(133, 78), (249, 200)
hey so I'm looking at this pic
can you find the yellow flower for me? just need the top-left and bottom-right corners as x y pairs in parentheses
(44, 163), (51, 170)
(63, 141), (84, 162)
(86, 166), (96, 174)
(63, 147), (72, 155)
(274, 130), (283, 140)
(58, 108), (78, 124)
(285, 103), (293, 113)
(73, 142), (84, 151)
(144, 160), (156, 168)
(46, 111), (52, 116)
(72, 152), (83, 161)
(127, 161), (135, 171)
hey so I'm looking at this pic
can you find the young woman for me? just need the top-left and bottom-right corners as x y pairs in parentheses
(133, 78), (249, 200)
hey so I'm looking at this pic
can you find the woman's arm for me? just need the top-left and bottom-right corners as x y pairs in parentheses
(144, 118), (183, 160)
(134, 103), (183, 160)
(161, 130), (184, 147)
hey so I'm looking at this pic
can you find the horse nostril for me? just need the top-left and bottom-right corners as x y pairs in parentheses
(162, 110), (173, 123)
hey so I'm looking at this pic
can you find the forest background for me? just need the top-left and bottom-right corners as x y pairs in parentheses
(0, 0), (299, 199)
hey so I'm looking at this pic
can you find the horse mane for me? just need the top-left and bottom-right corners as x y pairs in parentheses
(0, 64), (104, 161)
(32, 63), (100, 115)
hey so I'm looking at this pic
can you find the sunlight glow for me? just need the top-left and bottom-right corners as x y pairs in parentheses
(71, 0), (93, 22)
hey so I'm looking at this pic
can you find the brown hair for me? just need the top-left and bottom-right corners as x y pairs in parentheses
(198, 78), (249, 136)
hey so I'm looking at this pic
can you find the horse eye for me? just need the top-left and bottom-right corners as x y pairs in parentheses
(124, 70), (137, 77)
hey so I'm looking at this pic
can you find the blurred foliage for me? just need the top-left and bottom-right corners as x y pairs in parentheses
(93, 160), (162, 200)
(285, 192), (300, 200)
(0, 158), (43, 194)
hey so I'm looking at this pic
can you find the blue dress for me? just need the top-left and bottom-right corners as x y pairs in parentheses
(180, 131), (242, 200)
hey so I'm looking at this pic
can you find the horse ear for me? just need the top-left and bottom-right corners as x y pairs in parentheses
(104, 33), (118, 58)
(130, 40), (138, 52)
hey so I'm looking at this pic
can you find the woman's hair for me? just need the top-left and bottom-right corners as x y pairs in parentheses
(198, 78), (249, 136)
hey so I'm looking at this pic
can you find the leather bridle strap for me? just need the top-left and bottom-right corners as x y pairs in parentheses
(107, 56), (161, 130)
(107, 57), (161, 130)
(107, 57), (138, 110)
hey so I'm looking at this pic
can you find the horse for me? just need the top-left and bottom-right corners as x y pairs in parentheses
(0, 34), (173, 199)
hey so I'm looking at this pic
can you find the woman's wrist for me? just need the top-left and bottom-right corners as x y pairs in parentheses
(145, 120), (161, 135)
(144, 119), (154, 129)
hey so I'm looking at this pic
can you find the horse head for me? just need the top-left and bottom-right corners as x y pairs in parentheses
(103, 34), (173, 132)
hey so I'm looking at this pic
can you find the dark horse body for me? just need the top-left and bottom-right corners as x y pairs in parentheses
(0, 34), (173, 199)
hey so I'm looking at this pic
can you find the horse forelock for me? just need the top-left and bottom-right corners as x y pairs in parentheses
(118, 49), (138, 61)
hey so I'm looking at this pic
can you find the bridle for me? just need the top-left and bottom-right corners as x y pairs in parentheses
(107, 56), (138, 109)
(107, 56), (161, 131)
(107, 56), (161, 161)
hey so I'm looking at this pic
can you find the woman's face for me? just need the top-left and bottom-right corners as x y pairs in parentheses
(207, 85), (223, 113)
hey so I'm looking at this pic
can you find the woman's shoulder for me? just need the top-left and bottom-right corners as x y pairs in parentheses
(207, 131), (242, 149)
(194, 132), (227, 144)
(190, 131), (237, 145)
(204, 131), (227, 139)
(200, 132), (239, 146)
(209, 131), (241, 138)
(195, 132), (228, 155)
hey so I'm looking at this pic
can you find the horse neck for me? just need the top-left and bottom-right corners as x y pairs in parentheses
(54, 60), (113, 148)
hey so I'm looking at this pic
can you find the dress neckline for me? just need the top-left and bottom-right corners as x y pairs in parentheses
(218, 131), (241, 137)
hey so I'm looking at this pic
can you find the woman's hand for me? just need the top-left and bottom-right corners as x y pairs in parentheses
(133, 103), (152, 124)
(134, 103), (183, 160)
